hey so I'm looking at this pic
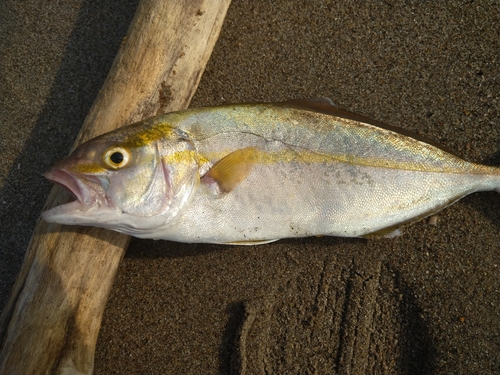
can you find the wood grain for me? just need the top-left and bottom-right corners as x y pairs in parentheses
(0, 0), (231, 374)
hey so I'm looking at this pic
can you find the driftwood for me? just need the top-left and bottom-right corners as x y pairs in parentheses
(0, 0), (231, 374)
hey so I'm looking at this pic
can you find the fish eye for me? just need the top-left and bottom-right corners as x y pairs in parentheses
(103, 147), (130, 169)
(110, 152), (123, 164)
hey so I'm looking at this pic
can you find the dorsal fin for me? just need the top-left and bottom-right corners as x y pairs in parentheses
(201, 147), (260, 193)
(279, 98), (458, 156)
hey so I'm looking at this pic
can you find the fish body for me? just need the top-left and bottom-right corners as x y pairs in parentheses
(43, 98), (500, 244)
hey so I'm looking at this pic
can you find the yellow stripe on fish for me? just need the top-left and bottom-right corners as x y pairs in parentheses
(198, 147), (496, 176)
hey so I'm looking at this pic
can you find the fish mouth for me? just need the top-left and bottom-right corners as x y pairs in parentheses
(42, 168), (108, 221)
(45, 169), (85, 205)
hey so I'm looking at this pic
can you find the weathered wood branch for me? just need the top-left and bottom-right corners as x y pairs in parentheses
(0, 0), (231, 374)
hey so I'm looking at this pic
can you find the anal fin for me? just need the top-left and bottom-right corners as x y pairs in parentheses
(364, 226), (402, 239)
(220, 239), (279, 246)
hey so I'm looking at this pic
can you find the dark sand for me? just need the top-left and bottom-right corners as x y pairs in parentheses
(1, 1), (499, 374)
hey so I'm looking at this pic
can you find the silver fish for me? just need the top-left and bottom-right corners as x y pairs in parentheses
(42, 98), (500, 244)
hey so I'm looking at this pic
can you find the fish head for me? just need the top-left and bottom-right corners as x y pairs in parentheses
(42, 123), (200, 236)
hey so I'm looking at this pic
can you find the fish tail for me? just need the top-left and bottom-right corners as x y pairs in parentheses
(474, 164), (500, 193)
(487, 168), (500, 193)
(490, 166), (500, 193)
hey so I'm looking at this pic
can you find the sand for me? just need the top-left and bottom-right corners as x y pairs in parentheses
(1, 1), (499, 373)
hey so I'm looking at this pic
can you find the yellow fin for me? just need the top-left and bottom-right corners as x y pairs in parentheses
(202, 147), (260, 193)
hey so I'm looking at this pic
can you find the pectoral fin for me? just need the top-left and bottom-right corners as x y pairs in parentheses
(201, 147), (260, 193)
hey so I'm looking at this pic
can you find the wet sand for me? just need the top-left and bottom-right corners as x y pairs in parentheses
(1, 1), (499, 373)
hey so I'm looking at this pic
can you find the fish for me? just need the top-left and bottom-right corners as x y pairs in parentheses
(42, 98), (500, 244)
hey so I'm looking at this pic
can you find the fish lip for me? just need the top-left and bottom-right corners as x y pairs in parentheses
(45, 169), (85, 205)
(44, 168), (106, 211)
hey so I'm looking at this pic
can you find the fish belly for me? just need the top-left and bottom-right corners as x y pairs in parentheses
(157, 160), (498, 243)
